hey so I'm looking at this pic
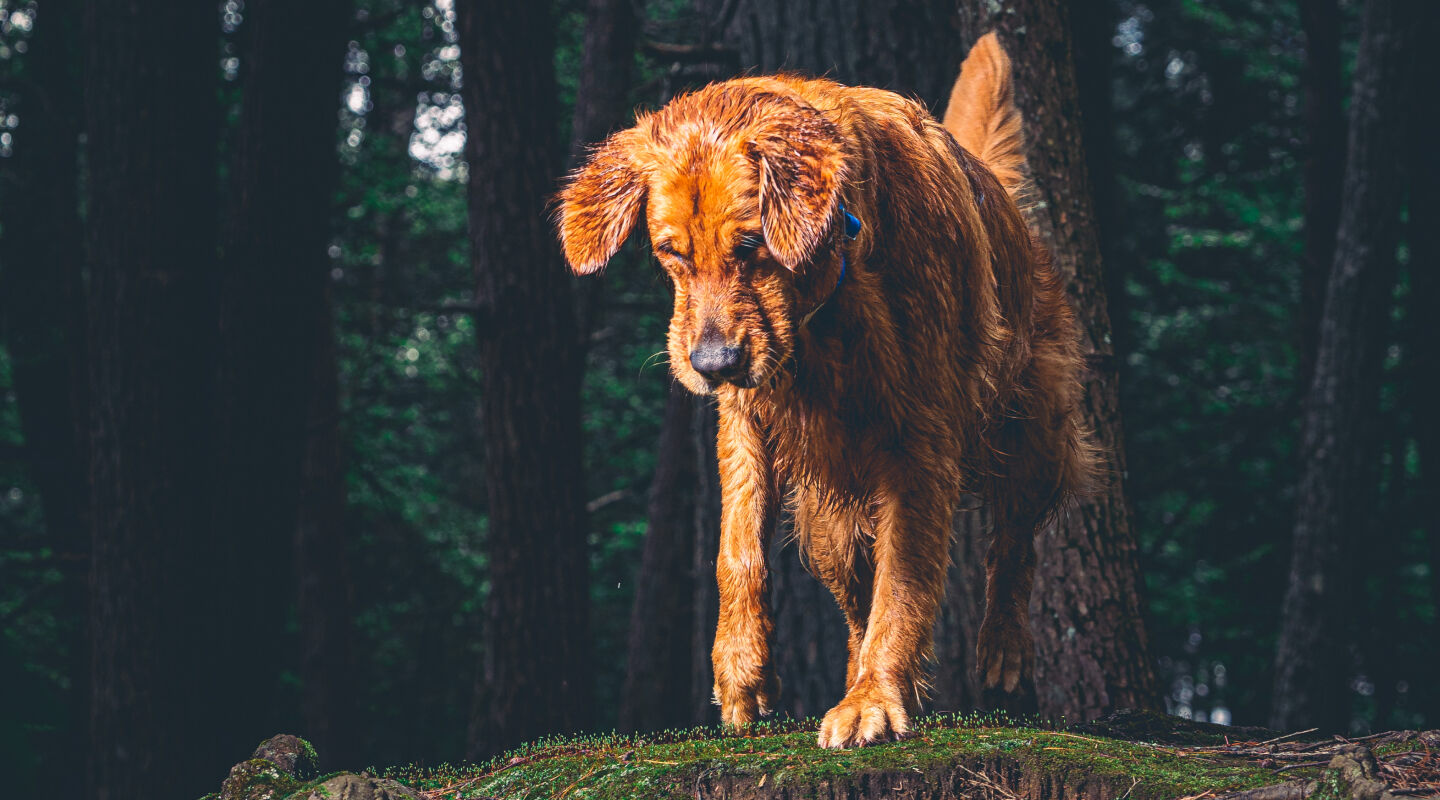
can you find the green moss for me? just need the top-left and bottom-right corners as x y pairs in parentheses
(384, 715), (1286, 800)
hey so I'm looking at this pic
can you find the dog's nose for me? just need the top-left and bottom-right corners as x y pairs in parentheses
(690, 340), (745, 379)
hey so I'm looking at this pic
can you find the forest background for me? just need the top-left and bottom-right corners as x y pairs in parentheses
(0, 0), (1435, 798)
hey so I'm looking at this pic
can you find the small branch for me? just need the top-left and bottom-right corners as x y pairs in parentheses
(586, 489), (631, 514)
(639, 39), (737, 65)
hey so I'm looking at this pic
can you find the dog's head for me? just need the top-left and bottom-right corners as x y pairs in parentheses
(557, 84), (848, 393)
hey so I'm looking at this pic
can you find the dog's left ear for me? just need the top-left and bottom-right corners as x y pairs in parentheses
(558, 129), (648, 275)
(749, 103), (847, 270)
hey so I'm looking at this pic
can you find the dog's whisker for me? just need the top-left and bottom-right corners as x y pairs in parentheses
(639, 350), (670, 375)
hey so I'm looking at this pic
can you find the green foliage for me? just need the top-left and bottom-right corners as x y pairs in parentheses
(1113, 0), (1312, 725)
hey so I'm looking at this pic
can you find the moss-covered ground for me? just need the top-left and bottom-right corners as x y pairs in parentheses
(383, 714), (1286, 799)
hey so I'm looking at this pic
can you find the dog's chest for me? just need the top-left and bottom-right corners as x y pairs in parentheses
(756, 379), (892, 501)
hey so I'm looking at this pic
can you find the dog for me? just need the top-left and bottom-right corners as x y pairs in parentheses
(557, 33), (1093, 749)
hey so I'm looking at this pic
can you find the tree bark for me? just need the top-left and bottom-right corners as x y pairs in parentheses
(570, 0), (636, 159)
(1411, 3), (1440, 657)
(619, 385), (699, 732)
(692, 398), (723, 725)
(456, 0), (592, 759)
(0, 1), (88, 794)
(956, 1), (1162, 722)
(82, 0), (220, 795)
(716, 0), (961, 113)
(215, 0), (351, 765)
(1299, 0), (1345, 391)
(1270, 0), (1411, 734)
(296, 283), (357, 768)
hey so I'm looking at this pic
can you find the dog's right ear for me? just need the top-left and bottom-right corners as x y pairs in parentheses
(558, 130), (647, 275)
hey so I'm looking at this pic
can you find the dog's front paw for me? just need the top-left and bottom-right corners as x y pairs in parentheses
(977, 612), (1035, 694)
(714, 670), (779, 728)
(817, 680), (909, 749)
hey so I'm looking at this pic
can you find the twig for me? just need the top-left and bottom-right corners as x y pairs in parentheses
(1253, 728), (1320, 747)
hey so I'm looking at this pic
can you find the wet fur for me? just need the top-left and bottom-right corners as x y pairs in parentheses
(558, 34), (1093, 748)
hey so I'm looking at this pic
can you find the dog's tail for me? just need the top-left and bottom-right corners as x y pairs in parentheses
(942, 32), (1026, 200)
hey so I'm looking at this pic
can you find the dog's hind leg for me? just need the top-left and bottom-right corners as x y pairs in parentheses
(712, 402), (781, 727)
(817, 478), (954, 749)
(975, 496), (1041, 714)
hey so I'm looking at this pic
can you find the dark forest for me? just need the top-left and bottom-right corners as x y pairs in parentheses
(0, 0), (1435, 797)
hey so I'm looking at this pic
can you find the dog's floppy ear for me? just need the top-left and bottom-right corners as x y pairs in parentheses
(749, 103), (847, 270)
(558, 129), (647, 275)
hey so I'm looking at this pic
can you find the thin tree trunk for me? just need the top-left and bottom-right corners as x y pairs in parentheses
(1299, 0), (1345, 391)
(0, 1), (88, 794)
(933, 505), (987, 712)
(957, 1), (1162, 722)
(82, 0), (219, 795)
(215, 0), (351, 763)
(296, 283), (357, 768)
(1072, 1), (1128, 369)
(570, 0), (636, 158)
(692, 398), (722, 725)
(619, 385), (698, 732)
(456, 0), (592, 759)
(1411, 4), (1440, 659)
(1271, 0), (1411, 734)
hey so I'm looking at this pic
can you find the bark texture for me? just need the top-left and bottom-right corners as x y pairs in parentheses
(0, 1), (88, 794)
(717, 0), (962, 113)
(1271, 0), (1412, 734)
(1299, 0), (1345, 390)
(217, 0), (351, 763)
(1411, 3), (1440, 637)
(619, 385), (699, 732)
(456, 0), (592, 759)
(957, 1), (1162, 722)
(82, 0), (220, 795)
(692, 399), (724, 725)
(570, 0), (636, 158)
(296, 283), (357, 767)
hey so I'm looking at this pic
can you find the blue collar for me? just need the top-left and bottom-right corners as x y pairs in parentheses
(802, 202), (861, 327)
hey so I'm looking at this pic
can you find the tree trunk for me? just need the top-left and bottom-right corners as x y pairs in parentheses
(619, 385), (699, 732)
(1299, 0), (1345, 391)
(1271, 0), (1411, 734)
(716, 0), (961, 113)
(82, 0), (220, 795)
(570, 0), (636, 158)
(957, 1), (1162, 722)
(456, 0), (592, 759)
(1411, 4), (1440, 657)
(296, 283), (357, 768)
(0, 1), (88, 794)
(1071, 2), (1128, 369)
(692, 398), (723, 725)
(215, 0), (351, 764)
(933, 505), (988, 712)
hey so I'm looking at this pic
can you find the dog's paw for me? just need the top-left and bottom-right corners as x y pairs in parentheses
(817, 681), (909, 749)
(977, 612), (1035, 694)
(714, 671), (779, 728)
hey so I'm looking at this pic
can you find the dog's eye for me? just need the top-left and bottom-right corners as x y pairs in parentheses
(733, 232), (764, 261)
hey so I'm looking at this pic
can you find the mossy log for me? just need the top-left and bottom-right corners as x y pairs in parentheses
(205, 714), (1440, 800)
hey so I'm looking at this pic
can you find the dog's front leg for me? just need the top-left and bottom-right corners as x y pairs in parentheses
(818, 483), (951, 749)
(711, 403), (779, 727)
